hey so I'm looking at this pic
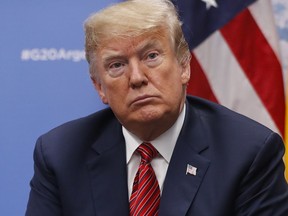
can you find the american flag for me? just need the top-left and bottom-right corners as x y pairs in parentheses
(186, 164), (197, 176)
(172, 0), (286, 178)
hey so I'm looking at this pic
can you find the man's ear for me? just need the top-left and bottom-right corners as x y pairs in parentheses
(180, 58), (191, 85)
(91, 77), (108, 104)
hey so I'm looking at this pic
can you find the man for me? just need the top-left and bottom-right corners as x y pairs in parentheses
(25, 0), (288, 215)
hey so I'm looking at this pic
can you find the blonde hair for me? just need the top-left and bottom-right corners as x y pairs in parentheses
(84, 0), (191, 77)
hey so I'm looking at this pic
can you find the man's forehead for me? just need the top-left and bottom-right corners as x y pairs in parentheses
(98, 33), (168, 57)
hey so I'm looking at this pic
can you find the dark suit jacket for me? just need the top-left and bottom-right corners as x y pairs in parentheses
(25, 96), (288, 216)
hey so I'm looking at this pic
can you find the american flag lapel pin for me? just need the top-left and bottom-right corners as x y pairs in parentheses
(186, 164), (197, 176)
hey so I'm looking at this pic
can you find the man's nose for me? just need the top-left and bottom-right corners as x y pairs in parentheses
(129, 59), (148, 89)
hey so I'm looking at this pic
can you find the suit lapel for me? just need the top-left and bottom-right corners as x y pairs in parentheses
(86, 119), (129, 216)
(159, 101), (211, 216)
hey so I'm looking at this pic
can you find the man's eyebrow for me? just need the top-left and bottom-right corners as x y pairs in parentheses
(101, 39), (163, 63)
(101, 50), (125, 64)
(136, 39), (162, 53)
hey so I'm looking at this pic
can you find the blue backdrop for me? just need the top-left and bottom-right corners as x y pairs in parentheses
(0, 1), (119, 215)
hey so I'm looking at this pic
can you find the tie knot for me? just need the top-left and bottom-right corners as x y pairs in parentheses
(137, 142), (157, 163)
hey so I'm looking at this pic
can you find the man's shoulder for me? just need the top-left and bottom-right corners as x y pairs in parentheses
(185, 95), (284, 163)
(38, 107), (118, 146)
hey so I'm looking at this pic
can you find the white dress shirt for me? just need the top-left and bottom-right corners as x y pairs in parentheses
(123, 104), (186, 197)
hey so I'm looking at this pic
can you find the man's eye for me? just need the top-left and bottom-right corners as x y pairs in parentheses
(107, 62), (125, 77)
(145, 51), (162, 67)
(147, 52), (159, 60)
(110, 62), (124, 69)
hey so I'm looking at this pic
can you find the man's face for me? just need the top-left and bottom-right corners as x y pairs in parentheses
(92, 30), (190, 138)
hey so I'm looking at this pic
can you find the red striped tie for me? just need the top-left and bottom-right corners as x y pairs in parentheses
(129, 142), (160, 216)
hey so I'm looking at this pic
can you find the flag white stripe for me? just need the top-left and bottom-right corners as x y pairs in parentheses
(193, 31), (279, 134)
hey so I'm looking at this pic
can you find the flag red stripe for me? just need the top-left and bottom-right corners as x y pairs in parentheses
(188, 53), (218, 103)
(220, 8), (285, 136)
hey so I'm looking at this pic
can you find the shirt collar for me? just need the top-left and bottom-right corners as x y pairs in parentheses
(123, 104), (186, 164)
